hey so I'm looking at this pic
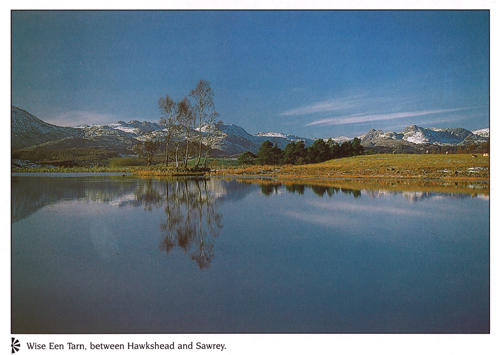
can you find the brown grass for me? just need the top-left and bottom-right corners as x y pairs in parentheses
(210, 154), (489, 180)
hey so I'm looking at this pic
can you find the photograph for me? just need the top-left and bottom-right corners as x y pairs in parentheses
(9, 6), (493, 354)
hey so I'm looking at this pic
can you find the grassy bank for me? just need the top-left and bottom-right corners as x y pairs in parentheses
(13, 154), (489, 180)
(212, 154), (490, 180)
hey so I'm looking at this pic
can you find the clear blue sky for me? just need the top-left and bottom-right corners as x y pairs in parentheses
(11, 10), (490, 138)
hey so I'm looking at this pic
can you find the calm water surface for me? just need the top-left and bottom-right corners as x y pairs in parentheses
(11, 175), (489, 333)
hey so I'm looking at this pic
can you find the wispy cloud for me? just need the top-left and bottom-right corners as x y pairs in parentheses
(304, 107), (473, 127)
(280, 96), (365, 116)
(279, 81), (488, 134)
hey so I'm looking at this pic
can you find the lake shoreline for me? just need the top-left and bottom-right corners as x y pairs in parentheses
(12, 169), (489, 181)
(12, 154), (490, 181)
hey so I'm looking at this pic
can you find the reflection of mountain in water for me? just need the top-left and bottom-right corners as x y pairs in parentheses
(365, 190), (488, 202)
(11, 175), (139, 222)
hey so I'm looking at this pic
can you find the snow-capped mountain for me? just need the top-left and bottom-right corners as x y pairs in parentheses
(325, 135), (353, 144)
(325, 125), (489, 147)
(359, 125), (489, 148)
(78, 120), (163, 135)
(12, 106), (489, 156)
(472, 128), (490, 138)
(11, 107), (315, 156)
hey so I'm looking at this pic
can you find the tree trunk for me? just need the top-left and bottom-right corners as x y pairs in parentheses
(203, 150), (210, 168)
(184, 139), (190, 169)
(196, 129), (203, 166)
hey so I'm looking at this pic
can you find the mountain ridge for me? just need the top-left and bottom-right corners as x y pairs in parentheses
(12, 106), (489, 156)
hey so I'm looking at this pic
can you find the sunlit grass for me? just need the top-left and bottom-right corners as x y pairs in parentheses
(212, 154), (489, 180)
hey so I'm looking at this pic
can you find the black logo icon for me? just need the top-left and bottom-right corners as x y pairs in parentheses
(11, 338), (20, 353)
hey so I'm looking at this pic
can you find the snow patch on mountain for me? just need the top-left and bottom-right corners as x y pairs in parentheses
(78, 120), (162, 136)
(326, 135), (355, 144)
(255, 132), (288, 138)
(472, 128), (489, 137)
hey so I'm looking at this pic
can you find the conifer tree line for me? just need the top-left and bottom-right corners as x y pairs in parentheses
(237, 137), (364, 165)
(134, 79), (221, 167)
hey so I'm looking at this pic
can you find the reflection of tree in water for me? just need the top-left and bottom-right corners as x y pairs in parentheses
(260, 183), (282, 196)
(134, 179), (164, 211)
(341, 188), (361, 198)
(261, 182), (361, 198)
(136, 178), (222, 269)
(192, 179), (223, 269)
(284, 184), (305, 194)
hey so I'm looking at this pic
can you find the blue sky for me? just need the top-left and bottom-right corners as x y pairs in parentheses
(11, 10), (490, 138)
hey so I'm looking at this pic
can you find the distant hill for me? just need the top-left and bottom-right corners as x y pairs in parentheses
(12, 106), (489, 156)
(12, 106), (81, 150)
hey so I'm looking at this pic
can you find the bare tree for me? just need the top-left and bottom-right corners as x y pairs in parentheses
(190, 80), (218, 167)
(158, 94), (177, 166)
(176, 97), (195, 168)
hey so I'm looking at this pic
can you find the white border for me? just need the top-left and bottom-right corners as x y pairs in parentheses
(4, 2), (498, 354)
